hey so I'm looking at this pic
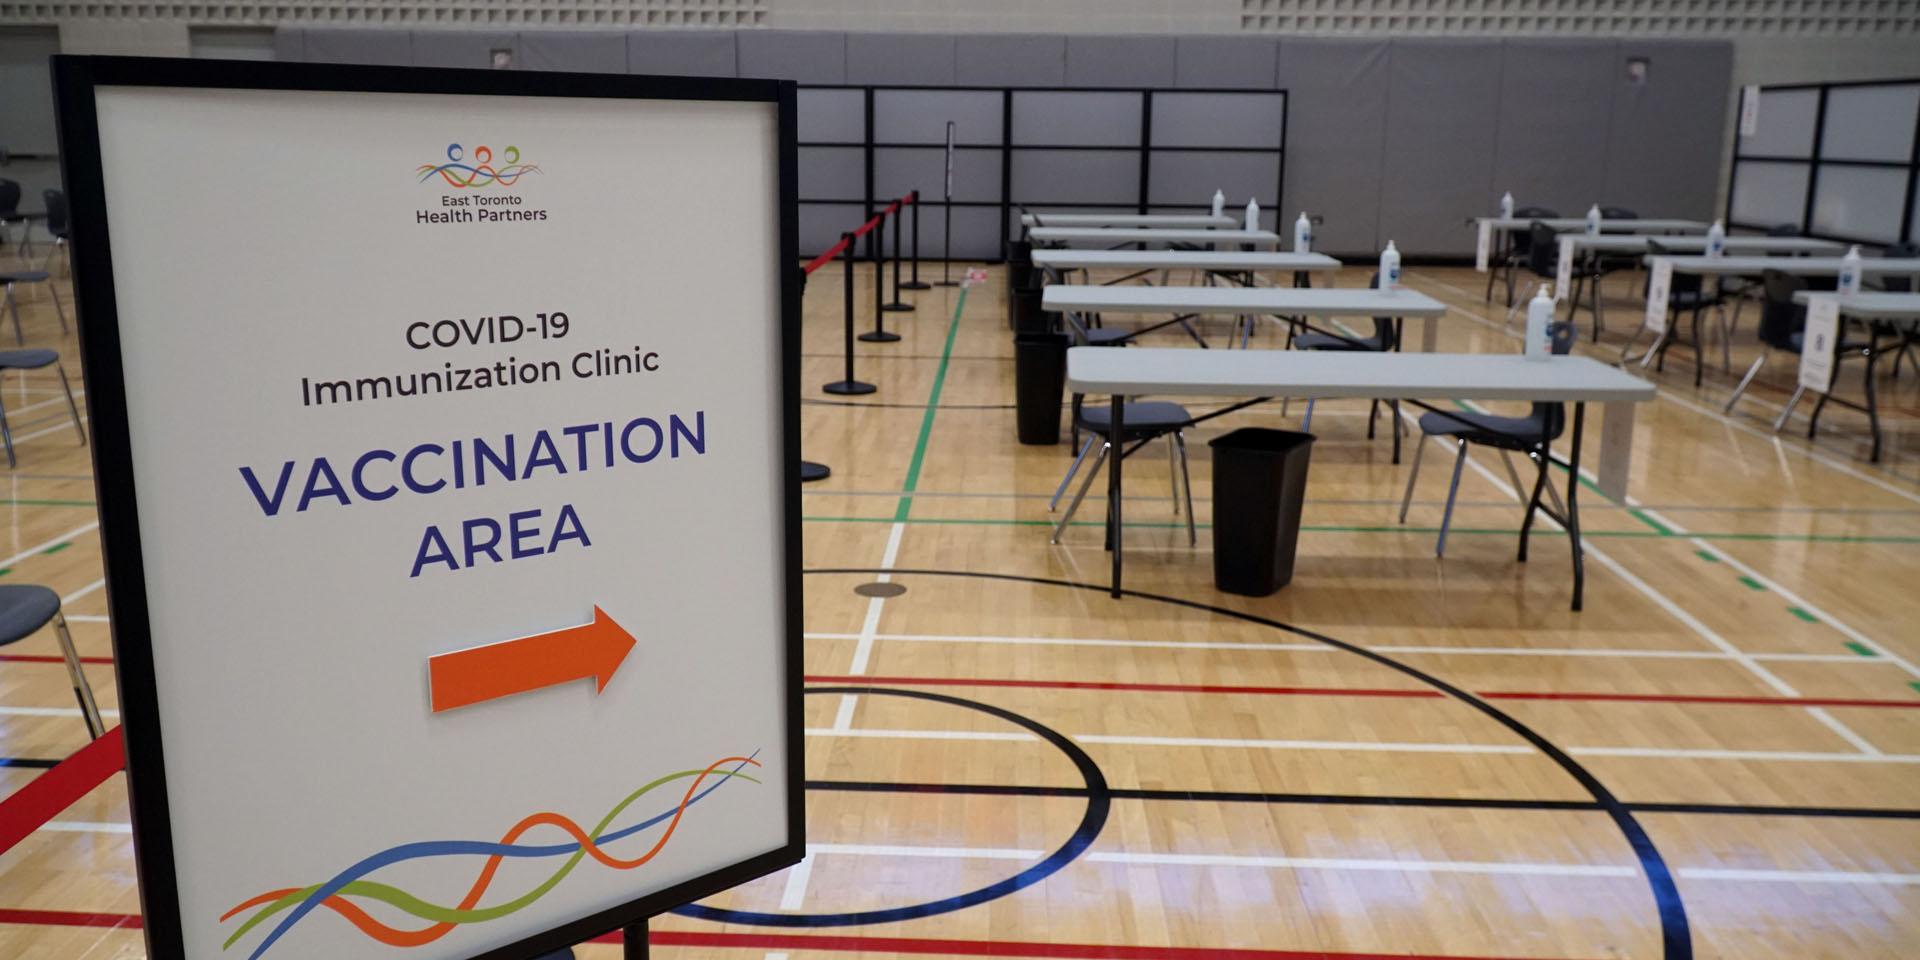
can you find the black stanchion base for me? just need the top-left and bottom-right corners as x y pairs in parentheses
(934, 281), (962, 287)
(900, 281), (933, 290)
(881, 301), (915, 312)
(823, 380), (877, 395)
(857, 330), (902, 342)
(800, 460), (831, 482)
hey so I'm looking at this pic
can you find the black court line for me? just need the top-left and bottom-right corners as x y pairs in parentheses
(806, 566), (1696, 960)
(0, 758), (62, 769)
(806, 779), (1920, 821)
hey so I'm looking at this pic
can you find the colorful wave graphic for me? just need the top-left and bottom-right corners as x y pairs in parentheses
(417, 143), (542, 188)
(219, 753), (760, 958)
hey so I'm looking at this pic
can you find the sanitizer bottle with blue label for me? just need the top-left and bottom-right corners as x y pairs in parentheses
(1500, 192), (1514, 219)
(1525, 285), (1554, 360)
(1380, 240), (1401, 290)
(1293, 212), (1312, 253)
(1212, 189), (1225, 217)
(1586, 204), (1602, 235)
(1245, 198), (1260, 231)
(1839, 245), (1863, 295)
(1706, 220), (1726, 258)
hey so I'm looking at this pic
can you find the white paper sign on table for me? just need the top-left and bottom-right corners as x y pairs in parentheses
(1740, 85), (1761, 137)
(1555, 235), (1577, 302)
(1475, 219), (1492, 272)
(1798, 295), (1841, 392)
(1643, 258), (1672, 335)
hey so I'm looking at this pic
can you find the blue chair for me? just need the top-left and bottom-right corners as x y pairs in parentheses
(0, 349), (86, 467)
(1049, 394), (1196, 547)
(1292, 272), (1401, 446)
(0, 584), (104, 739)
(40, 189), (70, 276)
(0, 268), (68, 344)
(1398, 321), (1575, 557)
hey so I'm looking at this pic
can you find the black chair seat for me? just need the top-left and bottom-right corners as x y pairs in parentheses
(1417, 408), (1553, 449)
(1293, 331), (1385, 352)
(0, 584), (60, 645)
(1083, 327), (1132, 346)
(1077, 401), (1193, 436)
(1668, 289), (1724, 310)
(0, 271), (50, 284)
(0, 349), (59, 369)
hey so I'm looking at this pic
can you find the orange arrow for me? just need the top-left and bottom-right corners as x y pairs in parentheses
(428, 606), (636, 713)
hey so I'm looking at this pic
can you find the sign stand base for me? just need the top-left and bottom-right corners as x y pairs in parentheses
(823, 379), (877, 395)
(625, 920), (649, 960)
(800, 460), (831, 482)
(857, 330), (903, 343)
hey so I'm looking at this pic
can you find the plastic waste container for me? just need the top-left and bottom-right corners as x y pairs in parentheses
(1209, 428), (1315, 595)
(1013, 332), (1069, 444)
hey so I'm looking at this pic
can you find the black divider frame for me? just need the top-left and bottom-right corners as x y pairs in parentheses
(50, 55), (806, 960)
(799, 84), (1290, 262)
(1726, 77), (1920, 247)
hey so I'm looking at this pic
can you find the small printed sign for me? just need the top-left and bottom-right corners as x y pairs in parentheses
(1555, 235), (1577, 302)
(1740, 85), (1761, 137)
(1475, 219), (1493, 272)
(963, 266), (989, 287)
(1798, 295), (1840, 393)
(1643, 259), (1672, 335)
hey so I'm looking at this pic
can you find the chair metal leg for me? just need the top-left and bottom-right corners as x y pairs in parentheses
(58, 364), (85, 445)
(3, 284), (20, 346)
(1051, 443), (1109, 544)
(48, 282), (68, 336)
(1175, 432), (1196, 547)
(1367, 399), (1378, 440)
(53, 610), (104, 740)
(1398, 432), (1428, 523)
(1716, 304), (1731, 374)
(1302, 398), (1314, 432)
(1435, 440), (1469, 558)
(1725, 354), (1767, 414)
(1773, 385), (1804, 432)
(0, 376), (13, 469)
(1050, 436), (1096, 511)
(1499, 449), (1528, 501)
(1166, 433), (1180, 514)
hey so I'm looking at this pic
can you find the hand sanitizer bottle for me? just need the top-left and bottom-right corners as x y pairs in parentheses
(1586, 204), (1602, 236)
(1706, 220), (1726, 258)
(1211, 189), (1225, 217)
(1500, 191), (1514, 219)
(1293, 212), (1312, 253)
(1244, 198), (1260, 232)
(1380, 240), (1401, 291)
(1839, 245), (1863, 295)
(1525, 285), (1555, 360)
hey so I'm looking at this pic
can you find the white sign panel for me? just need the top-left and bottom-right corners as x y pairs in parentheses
(1740, 85), (1762, 137)
(1474, 219), (1492, 272)
(1799, 295), (1841, 393)
(1643, 258), (1672, 335)
(58, 60), (800, 960)
(1555, 234), (1577, 302)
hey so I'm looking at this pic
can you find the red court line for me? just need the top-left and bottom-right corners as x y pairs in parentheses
(0, 908), (139, 929)
(809, 675), (1920, 710)
(0, 653), (115, 665)
(0, 726), (124, 856)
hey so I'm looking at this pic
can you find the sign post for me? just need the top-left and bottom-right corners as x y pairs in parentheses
(54, 56), (803, 960)
(937, 120), (959, 287)
(1798, 295), (1841, 397)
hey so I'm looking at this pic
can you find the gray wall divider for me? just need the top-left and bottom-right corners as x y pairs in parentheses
(261, 28), (1734, 258)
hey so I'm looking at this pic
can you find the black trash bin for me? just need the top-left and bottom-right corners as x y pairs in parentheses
(1013, 332), (1069, 445)
(1209, 428), (1315, 596)
(1007, 240), (1035, 328)
(1011, 278), (1054, 334)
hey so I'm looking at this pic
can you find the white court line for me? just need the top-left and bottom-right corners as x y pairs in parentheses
(61, 578), (104, 606)
(833, 520), (907, 732)
(9, 413), (87, 446)
(0, 521), (97, 570)
(802, 725), (1920, 764)
(41, 821), (131, 834)
(65, 614), (107, 623)
(0, 705), (119, 718)
(777, 853), (815, 910)
(803, 631), (1888, 665)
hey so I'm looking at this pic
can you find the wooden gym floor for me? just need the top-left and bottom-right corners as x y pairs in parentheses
(0, 253), (1916, 959)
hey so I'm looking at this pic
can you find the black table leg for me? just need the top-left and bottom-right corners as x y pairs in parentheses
(1565, 402), (1586, 611)
(1108, 394), (1125, 599)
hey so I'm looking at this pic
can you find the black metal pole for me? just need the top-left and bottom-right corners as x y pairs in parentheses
(796, 265), (832, 481)
(902, 190), (930, 290)
(624, 920), (648, 960)
(883, 197), (913, 311)
(861, 213), (901, 342)
(823, 232), (875, 395)
(938, 194), (958, 286)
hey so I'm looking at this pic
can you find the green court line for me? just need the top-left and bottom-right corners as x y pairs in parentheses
(1845, 641), (1877, 657)
(0, 499), (96, 508)
(1736, 575), (1767, 591)
(0, 568), (11, 577)
(1910, 681), (1920, 696)
(799, 514), (1920, 543)
(892, 288), (968, 523)
(40, 542), (70, 556)
(1786, 606), (1820, 624)
(1694, 549), (1719, 563)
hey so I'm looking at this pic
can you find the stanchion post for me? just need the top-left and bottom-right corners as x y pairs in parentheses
(823, 232), (876, 395)
(624, 920), (648, 960)
(902, 190), (930, 290)
(882, 195), (913, 312)
(860, 211), (901, 342)
(937, 192), (958, 286)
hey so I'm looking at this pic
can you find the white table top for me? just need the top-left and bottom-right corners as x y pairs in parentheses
(1028, 226), (1282, 247)
(1031, 250), (1342, 272)
(1562, 234), (1842, 254)
(1021, 213), (1239, 228)
(1042, 284), (1447, 318)
(1791, 291), (1920, 321)
(1479, 217), (1706, 232)
(1647, 255), (1920, 276)
(1067, 348), (1658, 401)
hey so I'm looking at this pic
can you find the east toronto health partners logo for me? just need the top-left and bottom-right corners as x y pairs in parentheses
(415, 142), (550, 226)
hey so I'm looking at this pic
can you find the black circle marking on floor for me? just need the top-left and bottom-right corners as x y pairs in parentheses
(671, 685), (1111, 927)
(852, 581), (907, 598)
(792, 567), (1695, 960)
